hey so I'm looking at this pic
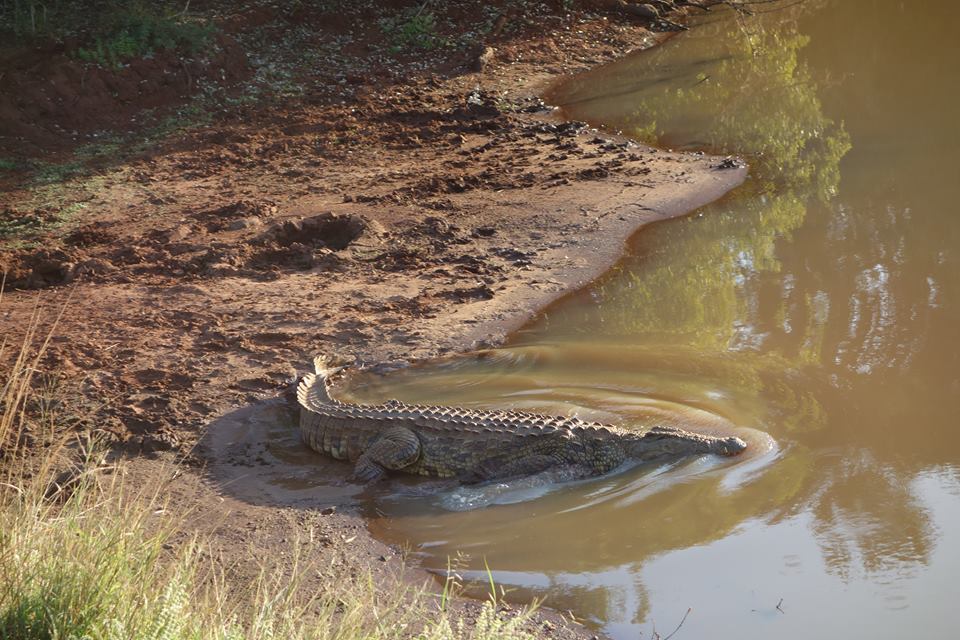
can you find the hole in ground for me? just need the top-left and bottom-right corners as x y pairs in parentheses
(274, 212), (366, 250)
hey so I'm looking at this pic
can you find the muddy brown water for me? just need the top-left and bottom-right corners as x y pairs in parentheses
(208, 2), (960, 638)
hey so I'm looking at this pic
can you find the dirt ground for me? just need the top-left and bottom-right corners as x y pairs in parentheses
(1, 1), (745, 636)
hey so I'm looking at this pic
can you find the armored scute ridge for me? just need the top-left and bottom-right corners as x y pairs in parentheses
(297, 355), (747, 482)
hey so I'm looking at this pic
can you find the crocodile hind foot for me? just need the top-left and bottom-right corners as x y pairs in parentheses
(350, 426), (421, 483)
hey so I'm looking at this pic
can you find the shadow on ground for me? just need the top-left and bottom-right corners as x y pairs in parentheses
(198, 397), (364, 509)
(198, 396), (467, 510)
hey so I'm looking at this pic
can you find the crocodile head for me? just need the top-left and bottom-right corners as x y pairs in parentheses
(621, 425), (747, 462)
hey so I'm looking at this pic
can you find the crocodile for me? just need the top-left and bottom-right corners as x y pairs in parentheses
(297, 354), (747, 482)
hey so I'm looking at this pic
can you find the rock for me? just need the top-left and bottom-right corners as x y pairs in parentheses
(226, 216), (261, 231)
(139, 430), (180, 454)
(75, 257), (116, 276)
(165, 224), (194, 243)
(714, 156), (743, 170)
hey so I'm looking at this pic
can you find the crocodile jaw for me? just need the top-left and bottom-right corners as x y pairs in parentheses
(714, 436), (748, 456)
(623, 426), (747, 461)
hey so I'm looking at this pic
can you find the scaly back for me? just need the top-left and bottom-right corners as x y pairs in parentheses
(296, 354), (626, 442)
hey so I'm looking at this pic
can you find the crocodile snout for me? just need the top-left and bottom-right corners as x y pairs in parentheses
(717, 436), (748, 456)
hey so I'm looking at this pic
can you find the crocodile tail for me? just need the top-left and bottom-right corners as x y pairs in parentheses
(297, 372), (320, 410)
(313, 355), (337, 377)
(299, 354), (354, 411)
(313, 354), (354, 377)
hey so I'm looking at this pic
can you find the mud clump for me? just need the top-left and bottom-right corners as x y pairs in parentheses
(0, 244), (125, 289)
(197, 200), (278, 232)
(0, 210), (376, 287)
(25, 250), (79, 287)
(1, 247), (78, 288)
(441, 284), (495, 302)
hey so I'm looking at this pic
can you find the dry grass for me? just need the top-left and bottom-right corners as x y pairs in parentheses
(0, 290), (539, 640)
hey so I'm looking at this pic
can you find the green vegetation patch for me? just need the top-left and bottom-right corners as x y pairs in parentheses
(1, 1), (215, 67)
(75, 7), (215, 68)
(0, 158), (25, 172)
(0, 200), (87, 241)
(379, 2), (447, 53)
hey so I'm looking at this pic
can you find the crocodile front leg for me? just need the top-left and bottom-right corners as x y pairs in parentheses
(352, 426), (421, 482)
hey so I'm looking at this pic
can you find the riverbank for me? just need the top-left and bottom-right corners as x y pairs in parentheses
(1, 2), (745, 636)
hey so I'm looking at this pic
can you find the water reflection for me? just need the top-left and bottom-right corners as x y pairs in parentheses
(545, 0), (850, 196)
(810, 451), (933, 581)
(352, 1), (960, 637)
